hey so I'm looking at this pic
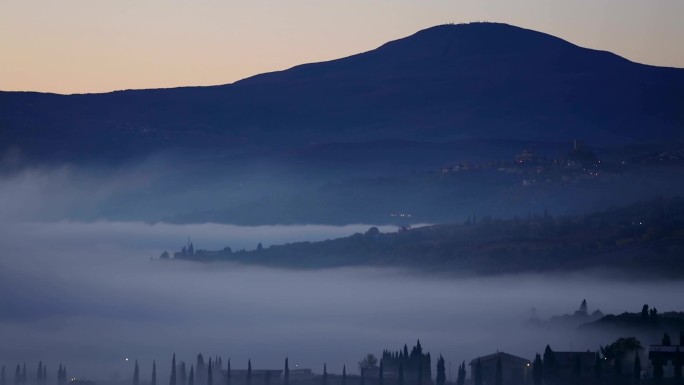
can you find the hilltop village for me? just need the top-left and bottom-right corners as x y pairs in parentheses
(440, 141), (605, 187)
(439, 140), (684, 187)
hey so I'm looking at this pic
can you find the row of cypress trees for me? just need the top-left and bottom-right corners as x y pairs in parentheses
(0, 364), (67, 385)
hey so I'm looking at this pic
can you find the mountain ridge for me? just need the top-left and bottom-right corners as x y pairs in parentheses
(2, 22), (683, 161)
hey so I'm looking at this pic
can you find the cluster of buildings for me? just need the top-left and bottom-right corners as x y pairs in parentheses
(440, 141), (605, 186)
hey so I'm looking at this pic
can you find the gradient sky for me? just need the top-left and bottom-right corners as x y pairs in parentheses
(1, 0), (683, 94)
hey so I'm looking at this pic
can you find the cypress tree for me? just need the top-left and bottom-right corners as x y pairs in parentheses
(435, 356), (445, 385)
(594, 352), (603, 385)
(38, 362), (43, 385)
(456, 362), (466, 385)
(15, 366), (20, 385)
(322, 364), (327, 385)
(494, 358), (502, 385)
(342, 366), (346, 385)
(532, 354), (543, 385)
(397, 363), (403, 385)
(634, 353), (641, 385)
(675, 347), (682, 385)
(417, 357), (423, 385)
(152, 361), (157, 385)
(542, 345), (557, 385)
(376, 361), (381, 385)
(180, 362), (187, 385)
(207, 360), (212, 385)
(225, 360), (230, 385)
(134, 361), (140, 385)
(614, 356), (622, 385)
(189, 367), (194, 385)
(248, 361), (253, 385)
(21, 364), (26, 385)
(196, 355), (205, 385)
(663, 333), (672, 346)
(474, 359), (482, 385)
(171, 355), (177, 385)
(283, 359), (288, 385)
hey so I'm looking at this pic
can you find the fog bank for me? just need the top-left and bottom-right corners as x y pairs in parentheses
(1, 220), (683, 382)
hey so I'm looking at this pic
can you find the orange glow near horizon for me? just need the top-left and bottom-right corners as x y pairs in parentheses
(2, 0), (683, 94)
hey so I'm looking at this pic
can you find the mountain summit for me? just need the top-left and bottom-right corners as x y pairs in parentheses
(2, 22), (683, 160)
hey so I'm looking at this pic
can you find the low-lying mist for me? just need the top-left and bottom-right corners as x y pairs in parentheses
(2, 158), (684, 383)
(2, 219), (684, 382)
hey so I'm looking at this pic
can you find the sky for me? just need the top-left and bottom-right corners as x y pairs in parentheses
(1, 0), (683, 94)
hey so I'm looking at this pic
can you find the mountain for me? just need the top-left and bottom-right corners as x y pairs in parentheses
(2, 22), (684, 161)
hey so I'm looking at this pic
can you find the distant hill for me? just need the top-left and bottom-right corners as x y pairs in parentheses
(168, 197), (684, 276)
(2, 22), (684, 161)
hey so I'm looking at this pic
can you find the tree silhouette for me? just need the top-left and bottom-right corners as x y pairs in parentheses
(543, 345), (558, 385)
(283, 359), (288, 385)
(322, 364), (328, 385)
(435, 356), (445, 385)
(207, 359), (213, 385)
(474, 359), (482, 385)
(360, 367), (365, 385)
(180, 362), (187, 385)
(21, 364), (26, 385)
(613, 354), (622, 385)
(358, 355), (378, 372)
(226, 360), (230, 385)
(532, 354), (542, 385)
(456, 362), (466, 385)
(152, 361), (157, 385)
(134, 361), (140, 385)
(342, 365), (346, 385)
(675, 347), (682, 385)
(38, 362), (43, 385)
(494, 358), (502, 385)
(189, 366), (194, 385)
(663, 333), (672, 346)
(14, 365), (19, 385)
(633, 353), (641, 385)
(376, 361), (381, 385)
(197, 355), (206, 385)
(246, 360), (251, 385)
(171, 354), (177, 385)
(594, 351), (603, 384)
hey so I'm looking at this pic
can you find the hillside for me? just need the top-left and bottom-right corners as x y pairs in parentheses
(2, 22), (684, 162)
(169, 197), (684, 276)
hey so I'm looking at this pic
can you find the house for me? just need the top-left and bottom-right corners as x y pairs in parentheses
(649, 345), (683, 379)
(469, 352), (531, 385)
